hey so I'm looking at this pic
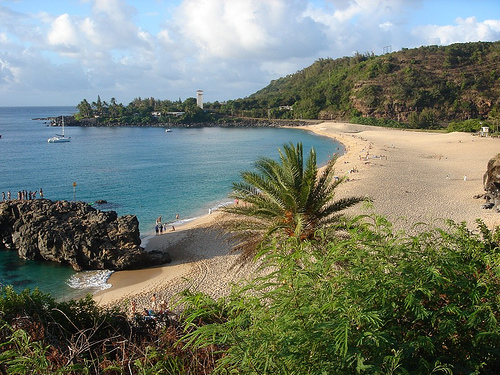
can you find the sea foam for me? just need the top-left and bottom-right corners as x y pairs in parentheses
(66, 270), (114, 291)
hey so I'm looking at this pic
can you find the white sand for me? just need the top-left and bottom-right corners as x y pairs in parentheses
(307, 122), (500, 230)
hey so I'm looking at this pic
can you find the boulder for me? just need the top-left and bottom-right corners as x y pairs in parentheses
(0, 199), (170, 271)
(482, 153), (500, 211)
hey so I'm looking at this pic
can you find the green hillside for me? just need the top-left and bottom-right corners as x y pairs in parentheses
(229, 41), (500, 129)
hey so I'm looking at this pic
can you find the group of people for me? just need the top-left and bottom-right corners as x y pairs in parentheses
(130, 293), (173, 321)
(1, 188), (43, 201)
(154, 214), (178, 235)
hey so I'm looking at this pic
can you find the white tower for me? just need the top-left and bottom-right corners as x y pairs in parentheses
(196, 90), (203, 109)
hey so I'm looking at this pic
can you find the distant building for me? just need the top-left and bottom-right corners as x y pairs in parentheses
(480, 126), (490, 137)
(197, 90), (203, 109)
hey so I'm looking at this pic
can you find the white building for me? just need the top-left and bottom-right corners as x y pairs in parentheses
(196, 90), (203, 109)
(480, 126), (490, 137)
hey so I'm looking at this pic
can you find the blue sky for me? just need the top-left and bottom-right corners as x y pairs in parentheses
(0, 0), (499, 106)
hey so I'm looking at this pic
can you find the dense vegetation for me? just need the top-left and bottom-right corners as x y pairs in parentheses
(73, 41), (500, 133)
(240, 41), (500, 129)
(74, 96), (221, 125)
(0, 288), (222, 374)
(1, 218), (500, 373)
(182, 218), (500, 374)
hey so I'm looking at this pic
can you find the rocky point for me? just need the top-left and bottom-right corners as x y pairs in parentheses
(0, 199), (170, 271)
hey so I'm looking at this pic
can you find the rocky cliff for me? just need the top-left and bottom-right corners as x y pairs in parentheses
(483, 153), (500, 212)
(0, 199), (170, 271)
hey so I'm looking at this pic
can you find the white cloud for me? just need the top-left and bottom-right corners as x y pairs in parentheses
(413, 16), (500, 45)
(0, 0), (499, 105)
(45, 0), (153, 62)
(47, 14), (80, 48)
(379, 21), (394, 31)
(170, 0), (326, 61)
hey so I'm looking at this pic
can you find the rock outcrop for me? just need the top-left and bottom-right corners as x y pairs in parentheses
(0, 199), (170, 271)
(482, 153), (500, 211)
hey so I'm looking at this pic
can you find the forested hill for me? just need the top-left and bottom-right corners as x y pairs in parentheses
(233, 41), (500, 128)
(73, 41), (499, 131)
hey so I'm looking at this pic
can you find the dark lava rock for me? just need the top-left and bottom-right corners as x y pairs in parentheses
(0, 199), (170, 271)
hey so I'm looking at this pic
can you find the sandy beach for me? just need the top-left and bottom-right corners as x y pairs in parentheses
(94, 122), (500, 312)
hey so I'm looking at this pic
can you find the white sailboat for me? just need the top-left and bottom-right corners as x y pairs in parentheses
(48, 117), (71, 143)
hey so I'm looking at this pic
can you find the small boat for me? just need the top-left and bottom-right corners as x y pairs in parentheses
(165, 128), (172, 132)
(48, 117), (71, 143)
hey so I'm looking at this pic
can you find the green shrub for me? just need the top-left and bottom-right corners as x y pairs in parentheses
(350, 115), (408, 128)
(446, 118), (485, 133)
(181, 217), (500, 374)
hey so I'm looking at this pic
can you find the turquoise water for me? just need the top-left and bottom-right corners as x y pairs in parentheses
(0, 107), (343, 300)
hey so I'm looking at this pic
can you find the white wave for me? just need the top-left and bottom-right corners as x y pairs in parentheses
(214, 200), (233, 209)
(66, 270), (114, 291)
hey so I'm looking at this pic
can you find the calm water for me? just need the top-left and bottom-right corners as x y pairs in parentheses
(0, 106), (343, 300)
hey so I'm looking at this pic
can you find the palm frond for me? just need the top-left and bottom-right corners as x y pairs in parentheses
(221, 142), (364, 263)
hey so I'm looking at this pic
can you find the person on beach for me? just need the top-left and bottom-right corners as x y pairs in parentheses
(151, 293), (157, 311)
(159, 224), (163, 235)
(176, 213), (179, 220)
(1, 192), (4, 201)
(7, 191), (10, 200)
(155, 225), (159, 235)
(158, 300), (168, 314)
(171, 225), (175, 231)
(142, 308), (154, 319)
(39, 188), (43, 198)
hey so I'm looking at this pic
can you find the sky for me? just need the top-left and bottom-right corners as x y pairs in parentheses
(0, 0), (499, 106)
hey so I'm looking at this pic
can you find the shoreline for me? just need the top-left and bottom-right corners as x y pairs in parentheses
(94, 122), (500, 312)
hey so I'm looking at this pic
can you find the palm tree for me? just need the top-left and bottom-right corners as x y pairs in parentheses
(221, 142), (366, 262)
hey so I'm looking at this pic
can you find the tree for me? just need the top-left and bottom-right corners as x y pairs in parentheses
(221, 142), (366, 262)
(94, 95), (104, 116)
(76, 99), (93, 119)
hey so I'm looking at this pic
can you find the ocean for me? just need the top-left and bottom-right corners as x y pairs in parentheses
(0, 106), (343, 300)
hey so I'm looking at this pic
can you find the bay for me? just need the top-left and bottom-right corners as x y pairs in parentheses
(0, 106), (343, 300)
